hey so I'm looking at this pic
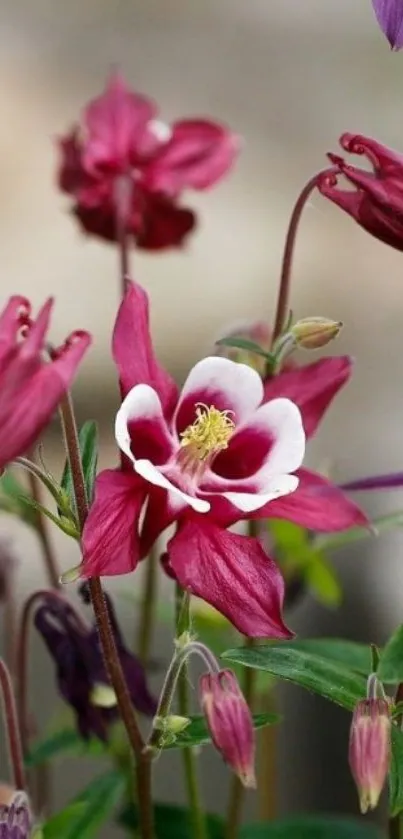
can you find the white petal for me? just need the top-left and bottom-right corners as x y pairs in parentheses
(115, 384), (170, 463)
(224, 474), (299, 512)
(148, 119), (173, 143)
(250, 398), (305, 477)
(175, 356), (263, 430)
(134, 459), (210, 514)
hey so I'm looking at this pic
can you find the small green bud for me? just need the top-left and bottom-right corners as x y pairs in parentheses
(291, 317), (343, 350)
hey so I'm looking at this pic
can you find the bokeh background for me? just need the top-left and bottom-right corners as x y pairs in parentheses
(1, 0), (403, 834)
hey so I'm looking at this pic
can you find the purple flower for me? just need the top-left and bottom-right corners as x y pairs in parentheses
(371, 0), (403, 50)
(34, 591), (156, 741)
(0, 793), (32, 839)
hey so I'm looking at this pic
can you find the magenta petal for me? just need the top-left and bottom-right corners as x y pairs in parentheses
(372, 0), (403, 50)
(146, 119), (239, 194)
(263, 356), (352, 439)
(81, 469), (147, 577)
(260, 468), (369, 532)
(167, 519), (293, 638)
(112, 280), (179, 414)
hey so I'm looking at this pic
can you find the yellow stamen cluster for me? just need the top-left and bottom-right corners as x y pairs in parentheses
(180, 403), (235, 462)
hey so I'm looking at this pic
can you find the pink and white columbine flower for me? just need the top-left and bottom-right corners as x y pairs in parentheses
(80, 280), (367, 638)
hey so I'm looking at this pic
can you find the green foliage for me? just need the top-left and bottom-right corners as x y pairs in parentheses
(222, 643), (367, 710)
(56, 770), (125, 839)
(215, 336), (273, 361)
(164, 712), (280, 750)
(239, 817), (383, 839)
(60, 420), (98, 512)
(377, 623), (403, 684)
(269, 520), (342, 608)
(26, 727), (106, 767)
(0, 469), (39, 527)
(119, 802), (224, 839)
(314, 509), (403, 552)
(390, 725), (403, 816)
(289, 638), (372, 675)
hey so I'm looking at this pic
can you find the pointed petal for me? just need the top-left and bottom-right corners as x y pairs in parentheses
(146, 119), (239, 193)
(175, 356), (263, 434)
(81, 469), (147, 576)
(258, 468), (369, 532)
(263, 357), (352, 439)
(167, 519), (293, 638)
(371, 0), (403, 50)
(112, 280), (179, 414)
(136, 195), (195, 250)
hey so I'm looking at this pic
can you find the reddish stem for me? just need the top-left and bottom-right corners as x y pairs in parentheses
(0, 658), (26, 791)
(272, 168), (336, 343)
(59, 392), (154, 839)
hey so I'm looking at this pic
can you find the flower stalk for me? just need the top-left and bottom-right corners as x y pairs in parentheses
(27, 464), (60, 589)
(272, 169), (336, 342)
(58, 391), (155, 839)
(137, 546), (158, 666)
(0, 658), (26, 792)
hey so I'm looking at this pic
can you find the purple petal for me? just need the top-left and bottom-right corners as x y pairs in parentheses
(372, 0), (403, 50)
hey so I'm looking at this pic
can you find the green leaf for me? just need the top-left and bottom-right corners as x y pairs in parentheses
(42, 804), (87, 838)
(215, 336), (273, 361)
(390, 725), (403, 816)
(0, 470), (39, 528)
(268, 520), (342, 608)
(239, 816), (383, 839)
(26, 727), (106, 768)
(119, 802), (224, 839)
(163, 712), (280, 750)
(63, 770), (125, 839)
(289, 639), (372, 675)
(377, 624), (403, 684)
(314, 510), (403, 552)
(60, 420), (98, 508)
(15, 494), (79, 539)
(222, 644), (367, 710)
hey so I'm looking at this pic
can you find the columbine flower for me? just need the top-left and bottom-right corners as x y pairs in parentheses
(349, 675), (391, 813)
(34, 591), (156, 741)
(0, 792), (32, 839)
(199, 669), (255, 787)
(57, 73), (238, 249)
(371, 0), (403, 50)
(0, 295), (90, 471)
(318, 133), (403, 252)
(79, 281), (366, 638)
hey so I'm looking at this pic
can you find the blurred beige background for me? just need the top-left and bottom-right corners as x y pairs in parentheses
(2, 0), (403, 832)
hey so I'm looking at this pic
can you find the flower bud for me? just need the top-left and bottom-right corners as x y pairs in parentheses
(199, 669), (255, 787)
(348, 696), (391, 813)
(0, 792), (33, 838)
(291, 317), (342, 350)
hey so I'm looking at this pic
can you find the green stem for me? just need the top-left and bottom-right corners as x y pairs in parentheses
(0, 658), (26, 791)
(175, 584), (208, 839)
(59, 392), (155, 839)
(137, 546), (158, 665)
(27, 458), (60, 589)
(389, 817), (402, 839)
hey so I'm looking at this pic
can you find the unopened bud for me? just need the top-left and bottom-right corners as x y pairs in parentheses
(0, 792), (33, 838)
(291, 317), (342, 350)
(199, 669), (255, 788)
(349, 695), (391, 813)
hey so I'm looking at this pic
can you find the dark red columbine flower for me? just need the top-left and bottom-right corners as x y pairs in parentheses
(371, 0), (403, 50)
(77, 280), (366, 640)
(34, 591), (156, 741)
(57, 73), (238, 250)
(0, 296), (90, 472)
(318, 133), (403, 251)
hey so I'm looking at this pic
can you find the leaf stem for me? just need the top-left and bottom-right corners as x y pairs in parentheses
(27, 465), (60, 589)
(0, 658), (26, 791)
(59, 391), (155, 839)
(175, 584), (207, 839)
(272, 168), (335, 343)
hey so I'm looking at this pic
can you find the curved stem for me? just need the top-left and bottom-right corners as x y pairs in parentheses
(272, 168), (335, 343)
(58, 392), (154, 839)
(0, 658), (26, 791)
(175, 585), (207, 839)
(27, 466), (60, 589)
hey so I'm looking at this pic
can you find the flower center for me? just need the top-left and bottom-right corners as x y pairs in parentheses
(179, 403), (235, 464)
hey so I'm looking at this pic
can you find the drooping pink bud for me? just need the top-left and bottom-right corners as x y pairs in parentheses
(348, 692), (391, 813)
(199, 669), (256, 787)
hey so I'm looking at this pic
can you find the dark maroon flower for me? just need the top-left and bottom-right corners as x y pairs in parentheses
(371, 0), (403, 50)
(57, 73), (238, 249)
(34, 592), (156, 741)
(0, 792), (32, 839)
(318, 133), (403, 251)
